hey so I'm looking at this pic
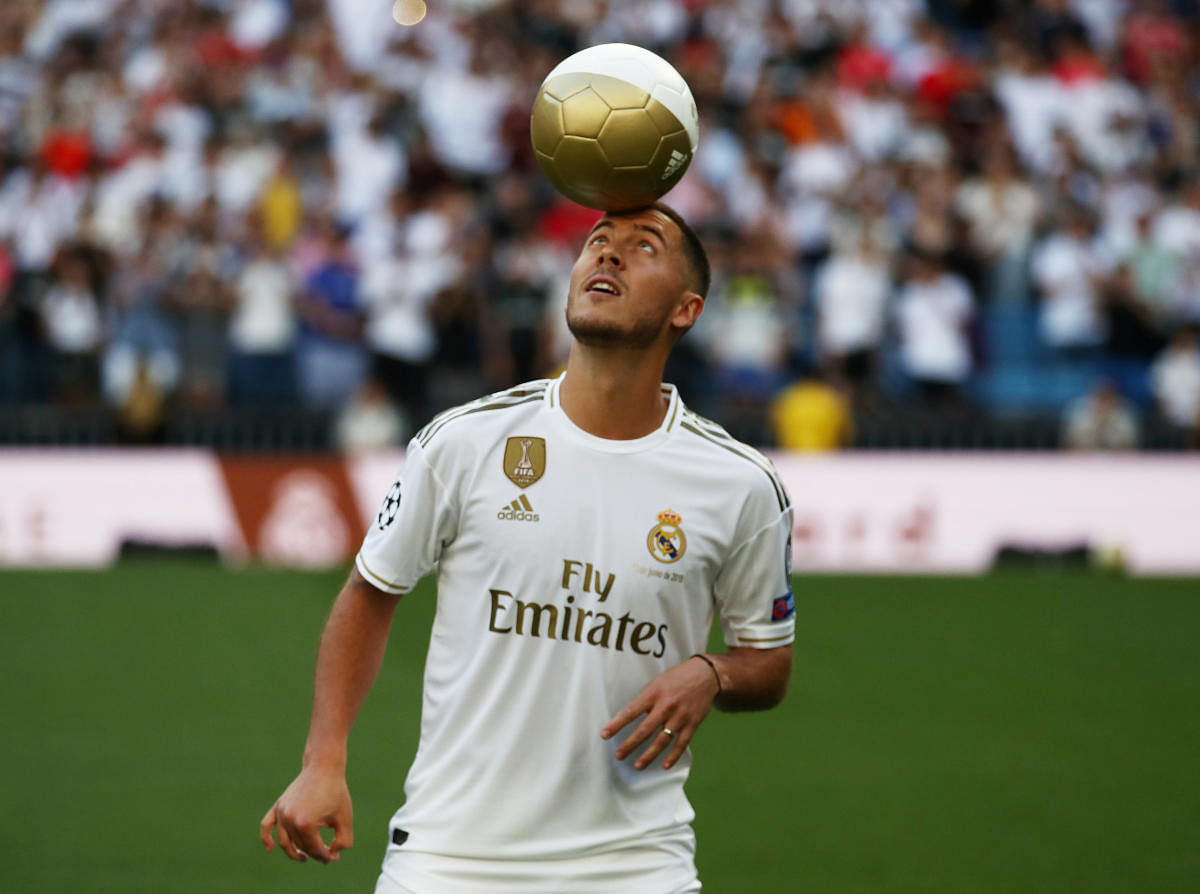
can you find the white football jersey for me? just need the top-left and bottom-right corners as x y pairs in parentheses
(357, 374), (794, 894)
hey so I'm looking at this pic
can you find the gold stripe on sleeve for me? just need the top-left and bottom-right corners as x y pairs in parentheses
(356, 555), (410, 594)
(682, 412), (790, 510)
(737, 632), (795, 644)
(680, 420), (788, 512)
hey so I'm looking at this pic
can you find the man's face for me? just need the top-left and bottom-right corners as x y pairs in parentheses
(565, 208), (697, 348)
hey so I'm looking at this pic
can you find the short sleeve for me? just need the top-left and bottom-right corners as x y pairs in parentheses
(713, 504), (795, 650)
(355, 439), (458, 595)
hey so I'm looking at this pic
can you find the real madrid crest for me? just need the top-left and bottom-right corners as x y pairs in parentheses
(503, 437), (546, 488)
(647, 509), (686, 563)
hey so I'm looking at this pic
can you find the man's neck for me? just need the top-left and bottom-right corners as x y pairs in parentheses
(559, 347), (670, 440)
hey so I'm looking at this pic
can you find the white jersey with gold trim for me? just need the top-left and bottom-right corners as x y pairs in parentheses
(356, 374), (794, 894)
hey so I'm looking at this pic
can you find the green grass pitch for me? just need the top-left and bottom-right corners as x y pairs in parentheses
(2, 563), (1198, 893)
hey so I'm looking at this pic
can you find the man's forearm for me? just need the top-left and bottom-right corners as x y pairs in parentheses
(705, 645), (792, 712)
(303, 569), (402, 769)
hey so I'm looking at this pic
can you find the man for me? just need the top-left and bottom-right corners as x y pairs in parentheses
(260, 203), (795, 893)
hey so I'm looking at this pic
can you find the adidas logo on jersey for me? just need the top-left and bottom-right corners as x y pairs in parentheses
(497, 494), (539, 522)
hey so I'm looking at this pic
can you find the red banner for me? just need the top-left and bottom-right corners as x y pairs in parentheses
(217, 457), (365, 568)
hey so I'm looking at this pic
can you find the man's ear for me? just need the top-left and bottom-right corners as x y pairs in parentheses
(670, 291), (704, 332)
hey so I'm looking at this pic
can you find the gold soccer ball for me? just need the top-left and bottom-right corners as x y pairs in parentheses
(530, 43), (699, 211)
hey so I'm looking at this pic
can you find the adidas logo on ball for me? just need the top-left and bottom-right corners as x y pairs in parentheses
(661, 149), (689, 180)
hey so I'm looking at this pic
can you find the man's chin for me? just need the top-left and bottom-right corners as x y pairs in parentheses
(566, 311), (662, 349)
(567, 318), (628, 346)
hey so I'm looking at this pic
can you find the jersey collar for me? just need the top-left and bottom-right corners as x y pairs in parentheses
(544, 372), (681, 454)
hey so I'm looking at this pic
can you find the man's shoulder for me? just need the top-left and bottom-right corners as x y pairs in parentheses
(676, 407), (791, 513)
(413, 380), (551, 448)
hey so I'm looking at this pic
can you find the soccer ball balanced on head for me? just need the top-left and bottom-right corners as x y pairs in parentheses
(531, 43), (699, 211)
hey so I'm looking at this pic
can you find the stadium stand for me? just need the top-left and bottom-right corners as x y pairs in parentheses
(0, 0), (1197, 450)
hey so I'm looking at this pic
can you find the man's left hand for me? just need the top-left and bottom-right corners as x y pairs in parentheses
(601, 656), (720, 771)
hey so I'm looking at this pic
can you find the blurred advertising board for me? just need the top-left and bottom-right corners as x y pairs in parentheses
(0, 451), (1197, 576)
(770, 454), (1200, 576)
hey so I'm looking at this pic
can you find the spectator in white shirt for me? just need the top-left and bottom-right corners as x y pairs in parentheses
(992, 37), (1067, 176)
(416, 27), (515, 178)
(838, 77), (909, 163)
(1056, 49), (1148, 175)
(359, 238), (443, 425)
(814, 229), (891, 391)
(1031, 206), (1113, 352)
(0, 16), (41, 143)
(89, 131), (167, 257)
(1061, 379), (1140, 450)
(229, 0), (290, 54)
(332, 112), (406, 225)
(1152, 179), (1200, 324)
(38, 248), (102, 402)
(894, 248), (974, 402)
(955, 144), (1041, 304)
(215, 122), (280, 215)
(228, 222), (297, 404)
(1150, 327), (1200, 435)
(335, 377), (408, 452)
(0, 162), (85, 274)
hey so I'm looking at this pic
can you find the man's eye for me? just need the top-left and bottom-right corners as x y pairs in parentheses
(638, 241), (654, 253)
(590, 235), (607, 246)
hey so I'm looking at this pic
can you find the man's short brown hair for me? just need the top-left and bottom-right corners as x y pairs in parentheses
(606, 202), (711, 298)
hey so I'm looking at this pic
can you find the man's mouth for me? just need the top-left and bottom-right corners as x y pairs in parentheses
(585, 276), (622, 296)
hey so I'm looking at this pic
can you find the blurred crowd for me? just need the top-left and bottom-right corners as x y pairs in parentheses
(0, 0), (1198, 449)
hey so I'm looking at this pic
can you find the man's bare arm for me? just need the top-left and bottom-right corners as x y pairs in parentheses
(259, 569), (401, 864)
(707, 644), (793, 712)
(603, 644), (792, 771)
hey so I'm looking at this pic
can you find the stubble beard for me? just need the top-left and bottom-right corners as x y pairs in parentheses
(565, 307), (662, 350)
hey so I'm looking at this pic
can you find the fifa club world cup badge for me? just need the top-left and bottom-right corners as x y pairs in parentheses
(647, 509), (687, 564)
(503, 437), (546, 489)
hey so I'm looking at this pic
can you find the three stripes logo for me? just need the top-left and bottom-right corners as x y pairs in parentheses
(661, 149), (689, 180)
(497, 494), (539, 523)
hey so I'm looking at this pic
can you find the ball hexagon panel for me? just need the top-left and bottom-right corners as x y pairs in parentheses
(646, 129), (693, 184)
(602, 163), (661, 211)
(542, 72), (593, 102)
(597, 108), (663, 167)
(645, 98), (684, 136)
(560, 87), (613, 140)
(597, 53), (659, 93)
(550, 136), (612, 206)
(530, 94), (565, 155)
(587, 73), (650, 112)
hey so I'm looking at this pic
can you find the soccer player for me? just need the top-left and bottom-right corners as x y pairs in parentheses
(260, 203), (795, 893)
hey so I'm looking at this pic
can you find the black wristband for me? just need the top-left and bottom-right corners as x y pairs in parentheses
(690, 653), (722, 694)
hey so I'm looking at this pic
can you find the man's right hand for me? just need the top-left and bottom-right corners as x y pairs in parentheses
(260, 768), (354, 864)
(259, 569), (397, 866)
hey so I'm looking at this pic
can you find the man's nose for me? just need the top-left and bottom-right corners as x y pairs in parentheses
(599, 246), (623, 268)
